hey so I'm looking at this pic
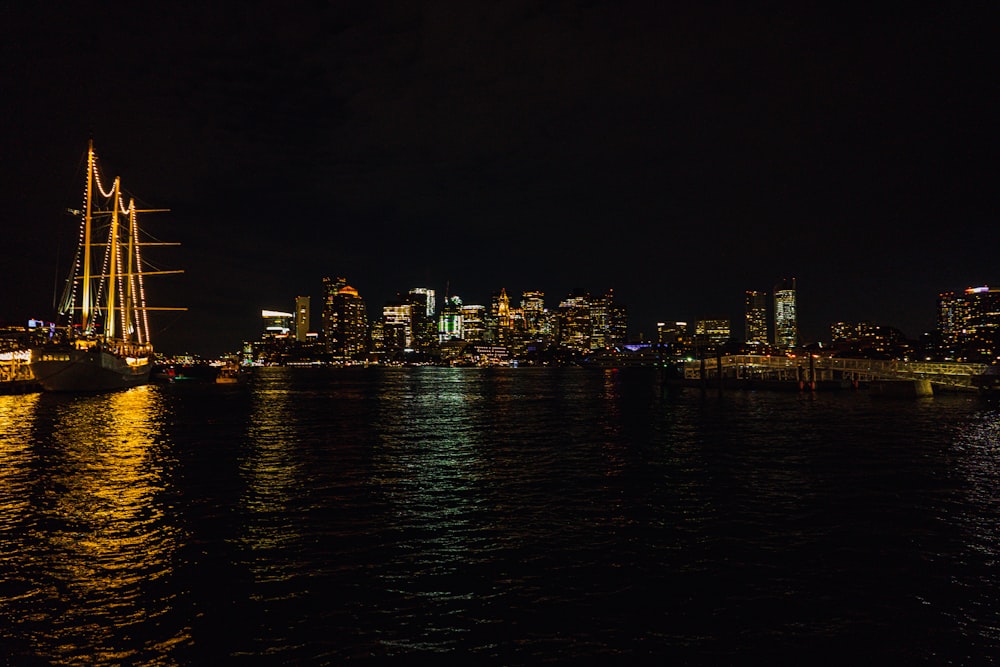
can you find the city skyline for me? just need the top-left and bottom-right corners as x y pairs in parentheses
(2, 4), (996, 357)
(258, 272), (962, 350)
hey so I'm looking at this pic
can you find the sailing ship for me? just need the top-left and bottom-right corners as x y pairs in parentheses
(28, 140), (183, 391)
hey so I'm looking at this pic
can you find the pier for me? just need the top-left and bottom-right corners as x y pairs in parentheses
(680, 354), (989, 394)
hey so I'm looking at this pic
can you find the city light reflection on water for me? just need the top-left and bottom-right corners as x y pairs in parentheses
(3, 370), (1000, 663)
(369, 369), (491, 654)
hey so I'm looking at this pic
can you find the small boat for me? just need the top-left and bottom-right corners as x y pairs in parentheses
(215, 360), (245, 384)
(28, 140), (184, 392)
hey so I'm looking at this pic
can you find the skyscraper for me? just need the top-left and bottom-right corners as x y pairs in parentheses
(773, 278), (797, 348)
(556, 289), (591, 351)
(590, 289), (627, 348)
(324, 285), (368, 358)
(295, 295), (310, 342)
(938, 286), (1000, 361)
(695, 318), (731, 350)
(382, 301), (412, 351)
(520, 291), (546, 338)
(261, 310), (293, 338)
(407, 288), (436, 350)
(438, 295), (463, 342)
(744, 290), (768, 346)
(460, 304), (486, 343)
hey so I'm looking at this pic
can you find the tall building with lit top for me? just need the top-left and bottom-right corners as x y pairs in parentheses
(382, 301), (413, 351)
(938, 286), (1000, 361)
(490, 288), (512, 346)
(325, 285), (368, 358)
(409, 288), (435, 318)
(773, 278), (797, 349)
(744, 290), (768, 346)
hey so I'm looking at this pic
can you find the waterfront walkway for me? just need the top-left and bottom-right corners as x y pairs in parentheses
(683, 354), (989, 392)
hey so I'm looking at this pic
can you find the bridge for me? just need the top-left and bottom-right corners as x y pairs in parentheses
(681, 354), (990, 393)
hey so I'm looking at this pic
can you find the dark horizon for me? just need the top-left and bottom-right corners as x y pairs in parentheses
(2, 3), (997, 357)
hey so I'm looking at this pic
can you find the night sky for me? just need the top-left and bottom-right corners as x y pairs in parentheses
(2, 2), (997, 357)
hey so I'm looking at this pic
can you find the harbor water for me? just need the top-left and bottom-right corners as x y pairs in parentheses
(1, 366), (999, 664)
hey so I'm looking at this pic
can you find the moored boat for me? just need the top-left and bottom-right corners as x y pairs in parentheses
(215, 359), (245, 384)
(28, 140), (183, 392)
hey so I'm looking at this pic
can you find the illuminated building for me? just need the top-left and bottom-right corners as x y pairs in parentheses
(261, 310), (293, 338)
(409, 287), (435, 318)
(295, 295), (310, 342)
(490, 288), (512, 346)
(438, 295), (463, 342)
(556, 290), (591, 351)
(407, 288), (436, 350)
(521, 291), (546, 337)
(744, 290), (768, 346)
(322, 277), (369, 358)
(773, 278), (797, 349)
(590, 289), (627, 348)
(322, 276), (348, 303)
(938, 286), (1000, 361)
(657, 321), (688, 345)
(831, 321), (877, 343)
(321, 275), (347, 348)
(326, 285), (368, 358)
(694, 318), (731, 351)
(382, 301), (412, 351)
(460, 305), (486, 343)
(830, 321), (905, 357)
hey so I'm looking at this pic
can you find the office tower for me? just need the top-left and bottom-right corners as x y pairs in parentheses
(324, 284), (368, 358)
(937, 291), (964, 354)
(382, 301), (412, 351)
(295, 296), (310, 342)
(590, 289), (627, 348)
(261, 310), (293, 338)
(657, 321), (688, 345)
(321, 276), (347, 349)
(556, 289), (592, 351)
(521, 291), (546, 337)
(460, 304), (486, 343)
(695, 318), (731, 348)
(409, 287), (435, 318)
(438, 295), (463, 342)
(830, 321), (877, 344)
(744, 290), (768, 346)
(407, 288), (436, 350)
(939, 286), (1000, 361)
(773, 278), (797, 349)
(322, 276), (348, 302)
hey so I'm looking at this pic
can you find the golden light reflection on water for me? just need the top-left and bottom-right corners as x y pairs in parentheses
(1, 386), (189, 666)
(241, 380), (304, 572)
(0, 393), (42, 523)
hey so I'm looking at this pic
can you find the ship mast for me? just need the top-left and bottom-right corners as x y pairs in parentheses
(82, 140), (95, 333)
(106, 175), (121, 339)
